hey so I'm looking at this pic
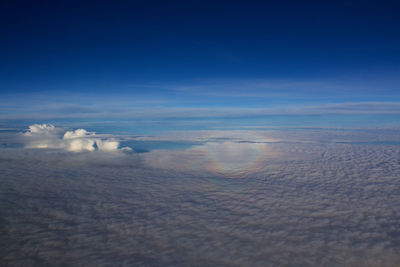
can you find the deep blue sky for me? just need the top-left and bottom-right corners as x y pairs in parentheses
(1, 0), (400, 131)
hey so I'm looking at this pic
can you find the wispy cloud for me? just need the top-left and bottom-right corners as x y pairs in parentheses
(2, 102), (400, 123)
(1, 77), (400, 129)
(125, 76), (400, 99)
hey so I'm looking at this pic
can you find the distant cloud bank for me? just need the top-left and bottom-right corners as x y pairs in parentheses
(23, 124), (131, 152)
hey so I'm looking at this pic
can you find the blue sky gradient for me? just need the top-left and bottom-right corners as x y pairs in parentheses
(1, 0), (400, 132)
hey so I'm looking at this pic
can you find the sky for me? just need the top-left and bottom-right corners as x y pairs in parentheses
(2, 0), (399, 166)
(1, 0), (400, 132)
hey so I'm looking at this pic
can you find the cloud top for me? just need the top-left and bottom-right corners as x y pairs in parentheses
(23, 124), (131, 152)
(26, 123), (57, 134)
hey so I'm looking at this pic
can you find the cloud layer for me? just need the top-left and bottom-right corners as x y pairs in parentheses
(1, 135), (400, 266)
(23, 124), (130, 152)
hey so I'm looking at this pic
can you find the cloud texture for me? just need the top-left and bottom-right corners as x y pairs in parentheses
(2, 128), (400, 266)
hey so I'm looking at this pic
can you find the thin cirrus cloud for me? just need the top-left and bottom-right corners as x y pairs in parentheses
(2, 102), (400, 122)
(1, 76), (400, 125)
(23, 124), (131, 152)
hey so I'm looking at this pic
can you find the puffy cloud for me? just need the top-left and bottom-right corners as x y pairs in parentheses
(23, 124), (64, 149)
(66, 138), (96, 152)
(63, 129), (94, 139)
(23, 124), (130, 152)
(62, 129), (96, 152)
(25, 123), (56, 134)
(95, 139), (120, 152)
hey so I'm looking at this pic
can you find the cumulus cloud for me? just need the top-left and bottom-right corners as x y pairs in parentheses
(25, 123), (57, 134)
(23, 124), (64, 149)
(23, 124), (131, 152)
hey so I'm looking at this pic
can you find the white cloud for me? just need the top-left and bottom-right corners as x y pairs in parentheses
(62, 129), (96, 152)
(95, 139), (120, 152)
(25, 123), (57, 134)
(23, 124), (64, 149)
(23, 124), (130, 152)
(63, 129), (94, 139)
